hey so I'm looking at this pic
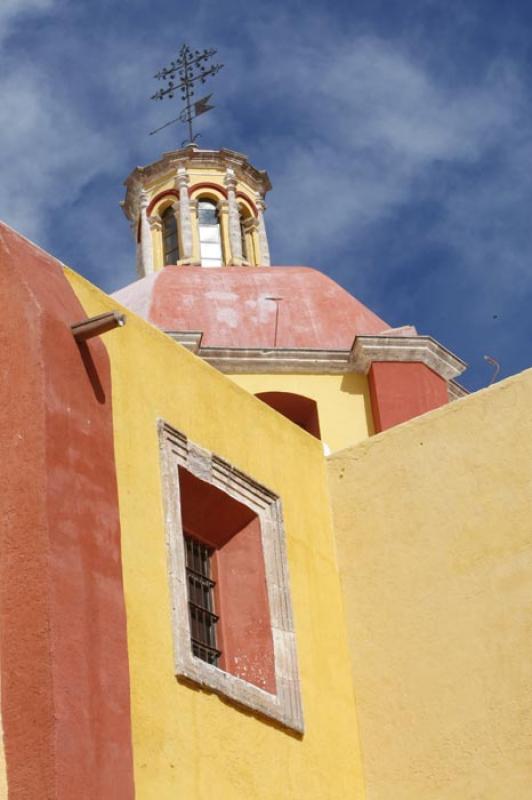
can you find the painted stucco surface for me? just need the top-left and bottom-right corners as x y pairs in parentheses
(112, 265), (389, 348)
(67, 270), (366, 800)
(329, 370), (532, 799)
(0, 225), (134, 799)
(231, 373), (374, 452)
(0, 718), (6, 800)
(368, 361), (448, 431)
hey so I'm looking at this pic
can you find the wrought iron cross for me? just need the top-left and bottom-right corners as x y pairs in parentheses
(150, 44), (224, 144)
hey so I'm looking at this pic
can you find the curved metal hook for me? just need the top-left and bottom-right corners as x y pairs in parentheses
(483, 354), (500, 386)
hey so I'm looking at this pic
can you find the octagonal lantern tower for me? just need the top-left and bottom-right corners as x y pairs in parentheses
(122, 145), (272, 276)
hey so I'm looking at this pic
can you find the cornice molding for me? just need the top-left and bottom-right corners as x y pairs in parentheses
(163, 331), (467, 380)
(201, 347), (350, 374)
(350, 335), (467, 380)
(447, 379), (469, 402)
(167, 331), (203, 352)
(123, 146), (271, 222)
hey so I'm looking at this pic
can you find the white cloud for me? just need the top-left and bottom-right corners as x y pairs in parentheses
(0, 2), (530, 336)
(251, 34), (523, 274)
(0, 0), (55, 43)
(0, 65), (120, 243)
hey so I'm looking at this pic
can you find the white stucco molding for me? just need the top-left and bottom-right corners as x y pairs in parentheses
(158, 421), (304, 734)
(350, 335), (467, 380)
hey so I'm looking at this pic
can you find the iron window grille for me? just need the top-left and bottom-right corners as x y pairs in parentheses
(184, 534), (221, 666)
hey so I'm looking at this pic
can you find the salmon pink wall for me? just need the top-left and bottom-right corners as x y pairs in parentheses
(214, 518), (276, 694)
(179, 468), (276, 693)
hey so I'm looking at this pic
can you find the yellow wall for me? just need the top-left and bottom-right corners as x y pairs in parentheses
(66, 269), (366, 800)
(230, 373), (374, 453)
(328, 369), (532, 799)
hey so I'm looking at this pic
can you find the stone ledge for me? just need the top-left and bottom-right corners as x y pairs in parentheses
(163, 331), (468, 382)
(350, 335), (467, 380)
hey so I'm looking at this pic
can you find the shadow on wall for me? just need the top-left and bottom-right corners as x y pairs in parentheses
(255, 391), (322, 439)
(340, 374), (375, 437)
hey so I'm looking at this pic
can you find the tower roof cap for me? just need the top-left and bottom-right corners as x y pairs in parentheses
(122, 146), (271, 222)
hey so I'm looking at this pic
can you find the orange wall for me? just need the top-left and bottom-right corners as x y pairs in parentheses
(368, 361), (448, 431)
(0, 225), (134, 799)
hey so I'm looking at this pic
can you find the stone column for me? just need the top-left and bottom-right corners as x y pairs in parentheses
(133, 220), (142, 277)
(224, 167), (243, 264)
(216, 199), (230, 265)
(176, 165), (194, 262)
(255, 194), (271, 266)
(138, 190), (154, 276)
(148, 213), (162, 269)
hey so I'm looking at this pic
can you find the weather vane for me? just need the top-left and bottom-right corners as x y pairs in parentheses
(150, 44), (224, 145)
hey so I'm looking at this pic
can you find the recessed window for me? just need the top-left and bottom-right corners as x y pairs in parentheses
(178, 465), (276, 692)
(198, 199), (223, 267)
(159, 422), (304, 733)
(162, 206), (179, 265)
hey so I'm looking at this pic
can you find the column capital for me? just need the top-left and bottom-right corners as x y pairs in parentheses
(139, 189), (150, 210)
(244, 217), (259, 233)
(224, 169), (238, 192)
(255, 192), (267, 211)
(177, 168), (194, 259)
(148, 214), (162, 233)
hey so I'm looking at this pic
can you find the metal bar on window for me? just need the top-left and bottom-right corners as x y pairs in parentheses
(184, 534), (221, 666)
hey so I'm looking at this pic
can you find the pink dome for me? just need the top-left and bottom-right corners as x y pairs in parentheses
(112, 266), (390, 349)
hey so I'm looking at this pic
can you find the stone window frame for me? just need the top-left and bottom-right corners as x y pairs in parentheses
(158, 420), (304, 733)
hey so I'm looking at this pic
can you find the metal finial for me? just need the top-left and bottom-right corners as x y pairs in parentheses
(150, 44), (223, 143)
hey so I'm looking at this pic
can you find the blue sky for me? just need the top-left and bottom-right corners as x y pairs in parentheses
(2, 0), (532, 390)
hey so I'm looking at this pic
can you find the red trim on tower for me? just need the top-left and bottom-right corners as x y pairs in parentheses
(146, 189), (179, 217)
(368, 361), (449, 433)
(188, 181), (228, 199)
(236, 191), (258, 216)
(0, 224), (135, 799)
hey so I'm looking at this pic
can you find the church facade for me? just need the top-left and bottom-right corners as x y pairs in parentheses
(0, 145), (530, 799)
